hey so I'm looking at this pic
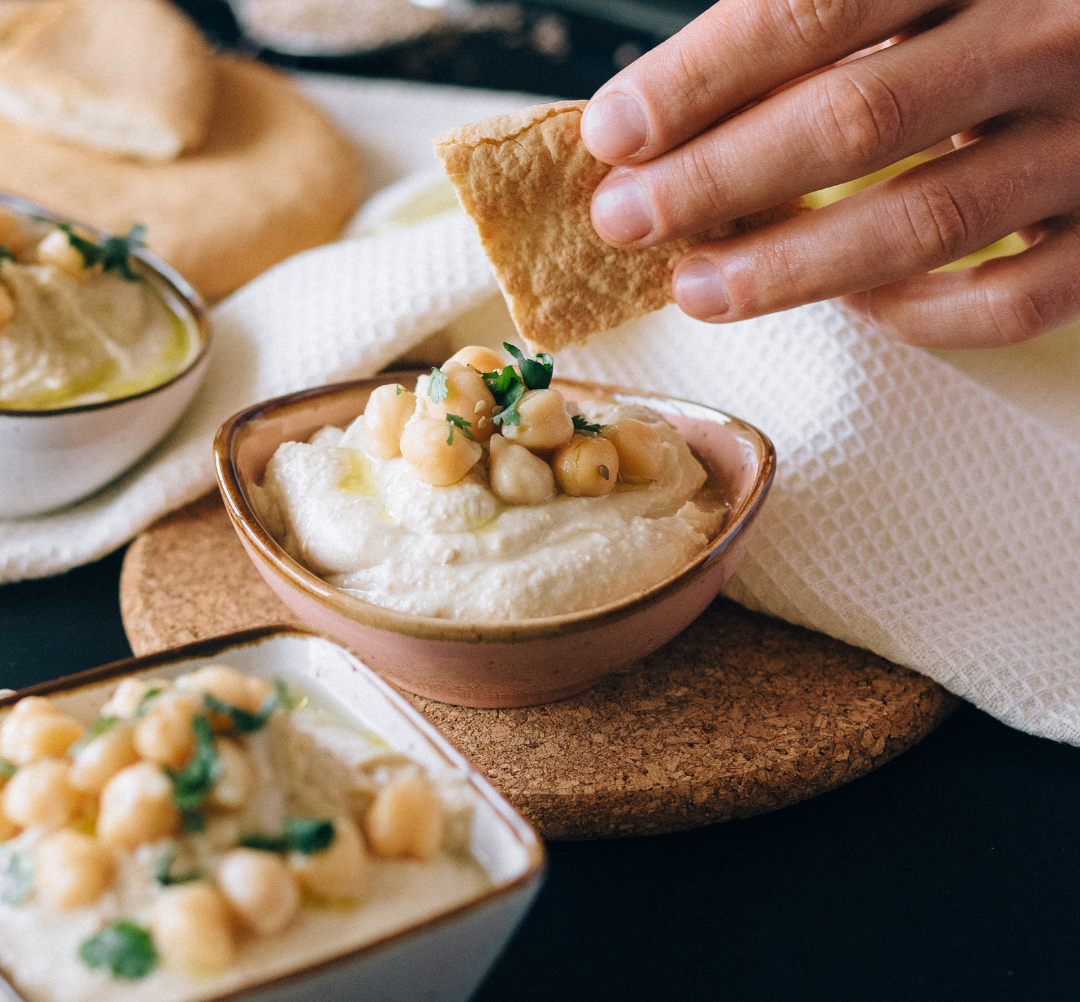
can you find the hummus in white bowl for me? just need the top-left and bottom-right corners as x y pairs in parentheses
(257, 345), (727, 621)
(0, 193), (209, 519)
(0, 208), (198, 412)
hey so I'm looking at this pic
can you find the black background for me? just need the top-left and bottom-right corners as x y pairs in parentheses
(4, 3), (1080, 999)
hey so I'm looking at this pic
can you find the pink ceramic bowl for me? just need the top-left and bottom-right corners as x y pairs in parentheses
(214, 375), (775, 708)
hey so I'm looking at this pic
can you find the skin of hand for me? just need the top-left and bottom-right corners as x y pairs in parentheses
(581, 0), (1080, 349)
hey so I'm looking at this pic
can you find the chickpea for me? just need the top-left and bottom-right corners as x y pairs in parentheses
(1, 758), (81, 830)
(365, 774), (444, 862)
(400, 417), (482, 487)
(603, 419), (665, 484)
(99, 677), (172, 720)
(6, 696), (60, 720)
(175, 664), (272, 717)
(36, 228), (86, 278)
(421, 361), (496, 443)
(206, 739), (255, 810)
(289, 816), (369, 901)
(0, 699), (84, 766)
(133, 691), (201, 769)
(97, 761), (179, 849)
(151, 882), (237, 975)
(69, 721), (140, 795)
(0, 810), (19, 841)
(501, 389), (574, 452)
(488, 434), (556, 505)
(0, 767), (19, 839)
(362, 383), (417, 460)
(35, 829), (115, 908)
(0, 284), (14, 330)
(0, 207), (27, 255)
(552, 435), (619, 497)
(217, 848), (300, 936)
(446, 345), (506, 374)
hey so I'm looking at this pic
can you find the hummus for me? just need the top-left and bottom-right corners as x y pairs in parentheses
(0, 668), (489, 1002)
(0, 210), (197, 411)
(259, 395), (727, 621)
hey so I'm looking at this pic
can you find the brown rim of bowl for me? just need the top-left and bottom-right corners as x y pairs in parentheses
(214, 374), (776, 645)
(0, 191), (210, 418)
(0, 625), (546, 1002)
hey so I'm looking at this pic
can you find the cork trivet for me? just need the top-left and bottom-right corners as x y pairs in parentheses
(120, 492), (958, 839)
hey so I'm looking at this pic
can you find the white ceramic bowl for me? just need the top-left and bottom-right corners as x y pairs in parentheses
(0, 193), (210, 520)
(0, 626), (545, 1002)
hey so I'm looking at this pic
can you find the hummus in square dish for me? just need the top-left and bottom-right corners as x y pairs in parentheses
(0, 662), (491, 1002)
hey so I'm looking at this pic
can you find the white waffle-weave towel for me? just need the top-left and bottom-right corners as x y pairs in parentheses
(554, 303), (1080, 744)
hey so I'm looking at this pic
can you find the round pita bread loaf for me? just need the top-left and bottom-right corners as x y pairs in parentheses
(0, 0), (214, 160)
(0, 56), (363, 300)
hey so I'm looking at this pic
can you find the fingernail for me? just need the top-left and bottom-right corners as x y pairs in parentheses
(592, 175), (654, 245)
(674, 260), (731, 319)
(581, 91), (647, 160)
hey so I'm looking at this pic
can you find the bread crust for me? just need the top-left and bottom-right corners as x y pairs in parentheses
(435, 100), (804, 352)
(0, 56), (363, 301)
(0, 0), (214, 160)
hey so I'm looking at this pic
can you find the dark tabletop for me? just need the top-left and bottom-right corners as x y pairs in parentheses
(4, 3), (1080, 999)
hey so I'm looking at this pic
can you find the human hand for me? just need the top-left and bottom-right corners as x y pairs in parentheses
(580, 0), (1080, 348)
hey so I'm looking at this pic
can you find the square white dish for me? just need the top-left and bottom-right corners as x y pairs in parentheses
(0, 627), (545, 1002)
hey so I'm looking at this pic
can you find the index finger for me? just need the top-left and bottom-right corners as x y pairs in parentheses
(581, 0), (943, 164)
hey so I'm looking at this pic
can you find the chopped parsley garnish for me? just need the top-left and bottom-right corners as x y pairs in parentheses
(273, 677), (298, 711)
(154, 845), (201, 886)
(0, 245), (13, 263)
(202, 677), (295, 732)
(56, 224), (100, 266)
(482, 365), (525, 427)
(285, 818), (335, 854)
(236, 832), (289, 853)
(395, 384), (403, 395)
(165, 715), (221, 819)
(484, 364), (520, 394)
(239, 818), (335, 856)
(427, 367), (448, 403)
(481, 343), (554, 428)
(572, 415), (605, 436)
(134, 687), (163, 718)
(0, 759), (16, 779)
(503, 342), (553, 390)
(56, 223), (146, 282)
(98, 225), (147, 281)
(445, 414), (476, 445)
(79, 921), (157, 980)
(0, 848), (33, 905)
(68, 716), (118, 757)
(202, 692), (275, 733)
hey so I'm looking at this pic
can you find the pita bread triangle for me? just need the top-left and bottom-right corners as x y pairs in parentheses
(434, 100), (804, 352)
